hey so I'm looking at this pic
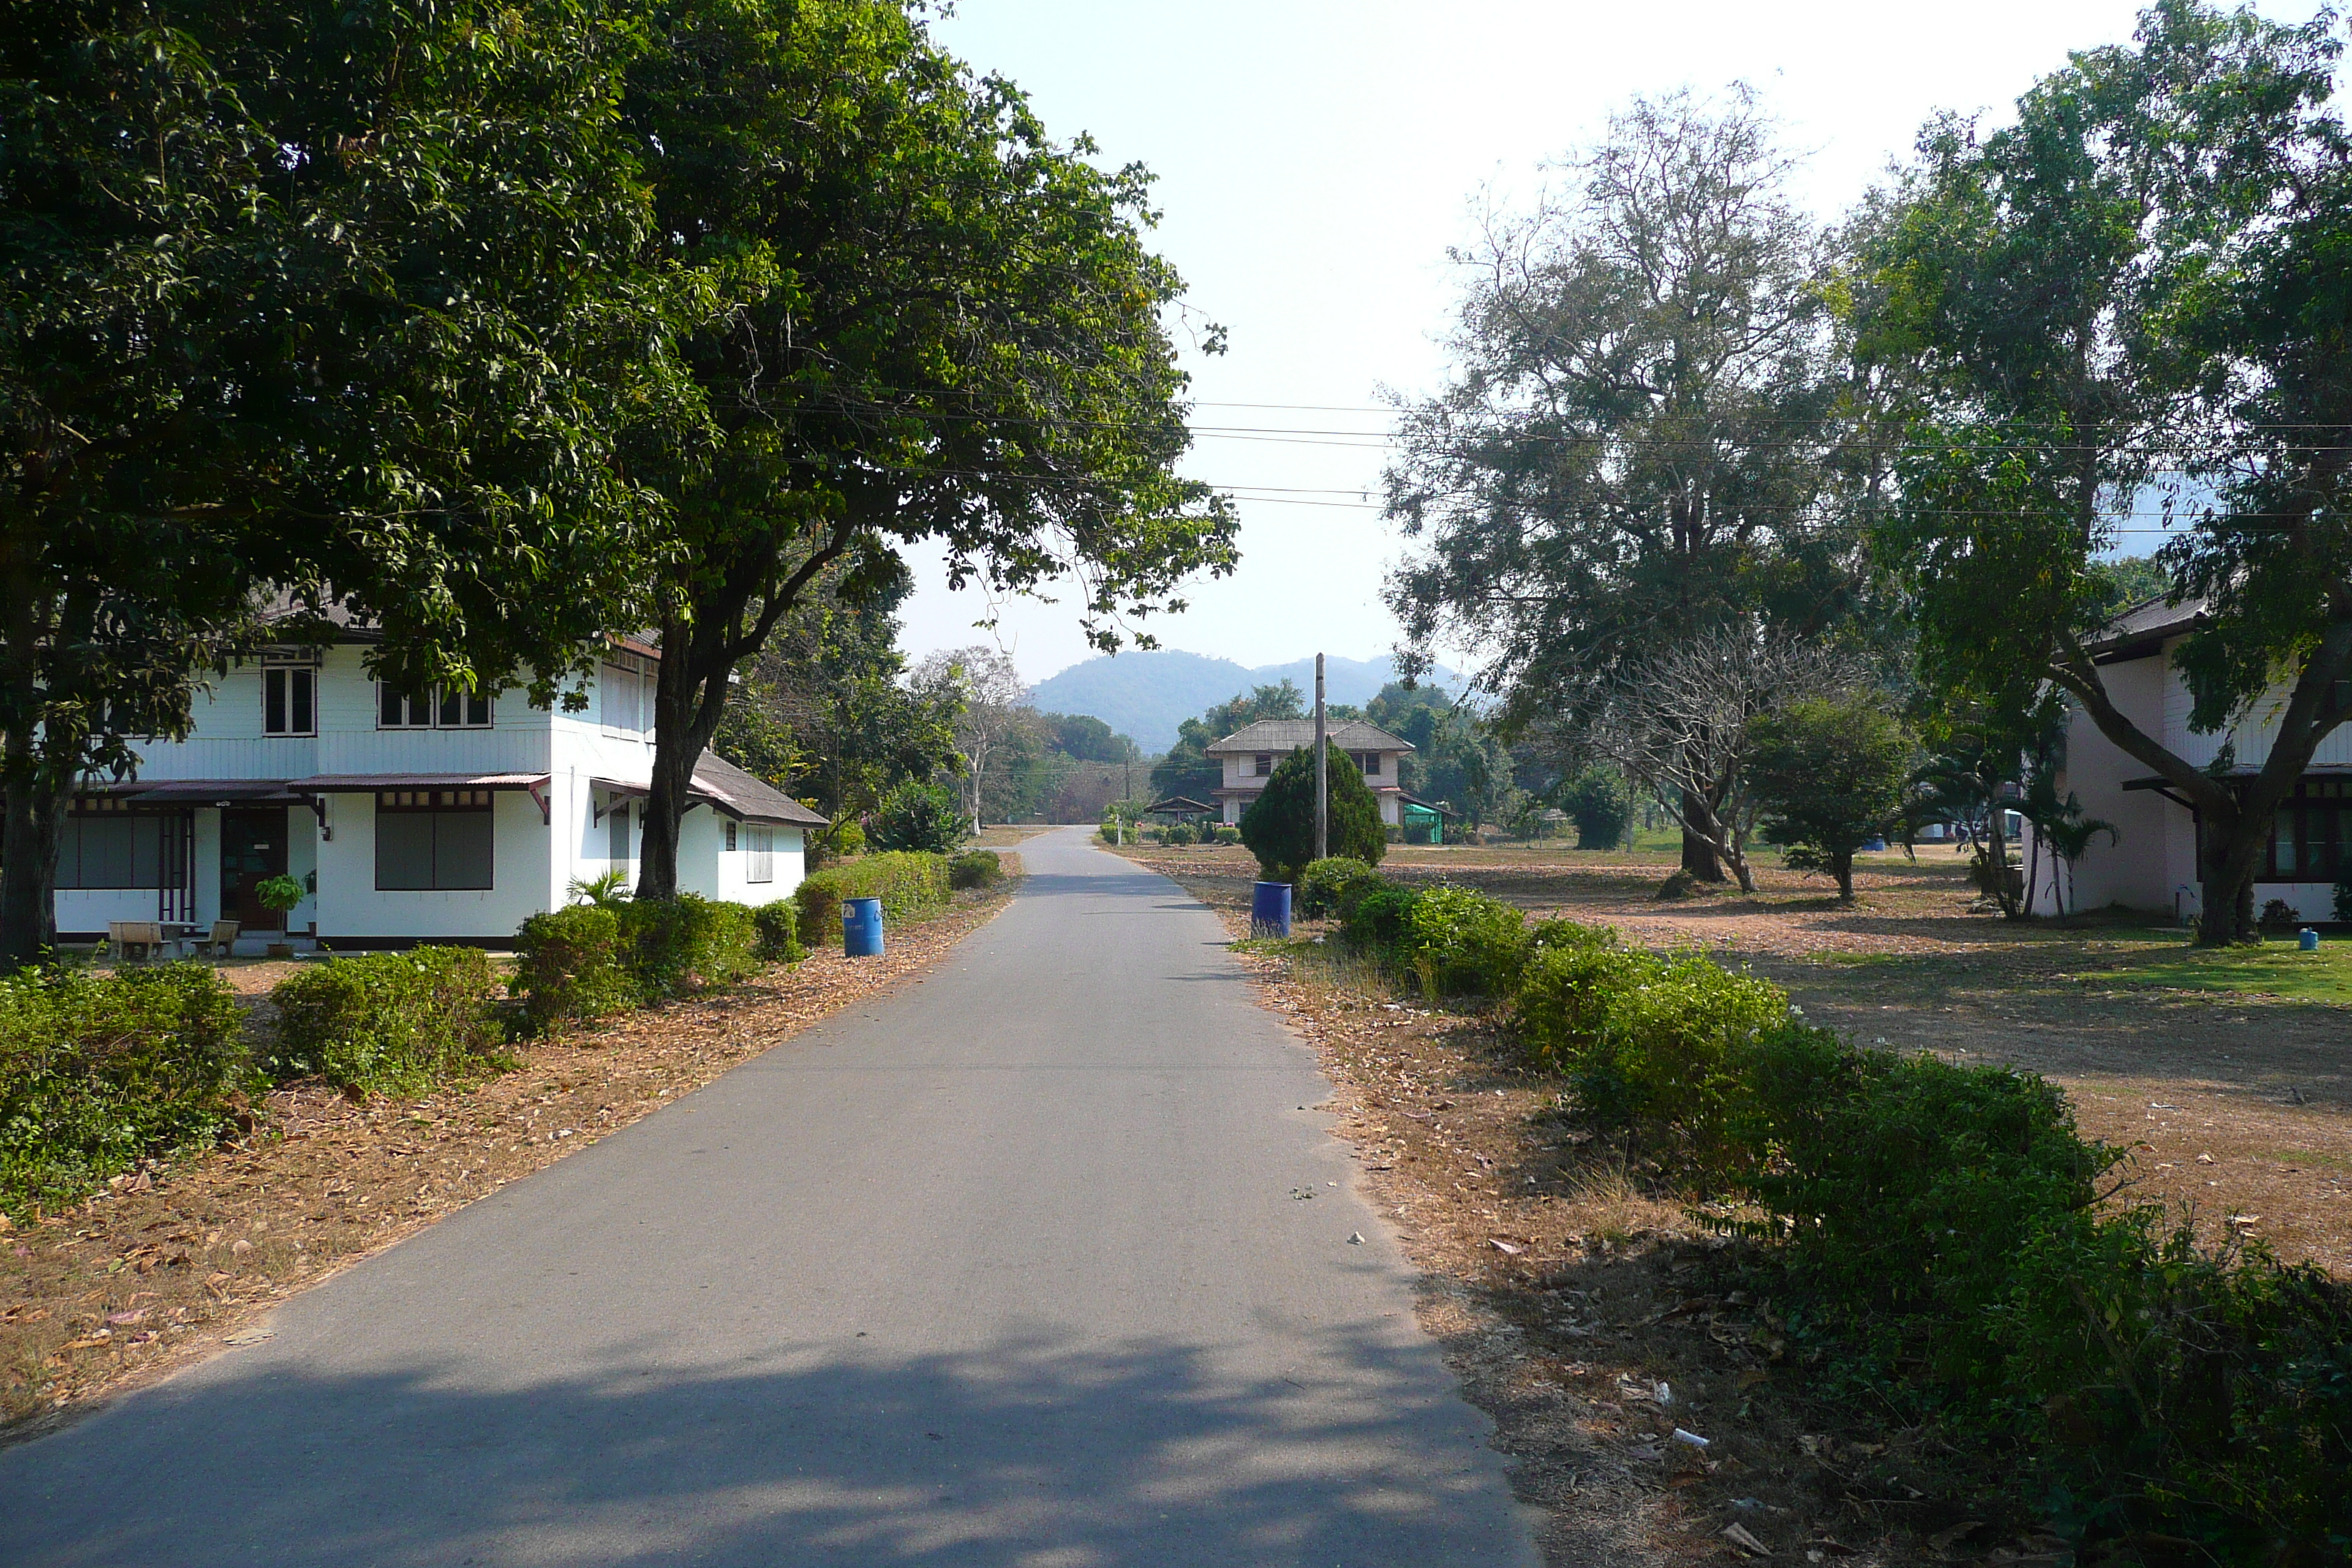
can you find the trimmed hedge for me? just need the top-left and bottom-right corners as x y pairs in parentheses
(513, 905), (634, 1030)
(794, 851), (950, 945)
(949, 850), (1003, 890)
(1400, 887), (1529, 997)
(752, 900), (807, 962)
(1295, 856), (1387, 920)
(0, 963), (254, 1218)
(269, 947), (503, 1098)
(624, 894), (760, 1000)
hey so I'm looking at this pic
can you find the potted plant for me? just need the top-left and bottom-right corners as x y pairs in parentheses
(255, 875), (305, 958)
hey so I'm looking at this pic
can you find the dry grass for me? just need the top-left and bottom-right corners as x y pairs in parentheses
(0, 863), (1022, 1441)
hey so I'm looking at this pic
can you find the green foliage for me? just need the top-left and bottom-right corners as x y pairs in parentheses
(1517, 943), (1789, 1159)
(1558, 767), (1631, 850)
(567, 869), (634, 911)
(253, 875), (305, 915)
(0, 964), (254, 1218)
(751, 901), (807, 962)
(1339, 886), (1423, 960)
(794, 852), (951, 945)
(1212, 824), (1241, 846)
(511, 905), (635, 1032)
(1400, 887), (1529, 997)
(1044, 712), (1136, 764)
(867, 781), (970, 854)
(1294, 858), (1389, 920)
(1239, 742), (1387, 883)
(621, 896), (761, 1001)
(1749, 695), (1917, 900)
(1151, 682), (1305, 801)
(949, 851), (1003, 890)
(268, 949), (503, 1098)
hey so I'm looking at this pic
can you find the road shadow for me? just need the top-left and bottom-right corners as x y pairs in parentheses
(0, 1319), (1522, 1568)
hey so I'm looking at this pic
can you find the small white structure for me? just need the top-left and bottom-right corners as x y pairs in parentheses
(58, 632), (823, 949)
(1205, 719), (1416, 826)
(2032, 597), (2351, 921)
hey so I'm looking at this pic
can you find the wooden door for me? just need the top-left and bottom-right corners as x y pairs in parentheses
(219, 809), (289, 931)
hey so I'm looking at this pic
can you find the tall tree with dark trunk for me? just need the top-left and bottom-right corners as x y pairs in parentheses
(1861, 0), (2352, 945)
(619, 0), (1235, 900)
(1384, 88), (1855, 881)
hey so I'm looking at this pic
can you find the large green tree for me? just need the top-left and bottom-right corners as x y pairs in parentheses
(1861, 0), (2352, 944)
(618, 0), (1235, 898)
(1384, 89), (1861, 881)
(1240, 742), (1384, 884)
(0, 0), (680, 964)
(1149, 680), (1303, 802)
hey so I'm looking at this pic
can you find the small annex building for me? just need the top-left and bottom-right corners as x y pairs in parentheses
(2032, 595), (2352, 922)
(1205, 719), (1417, 827)
(57, 627), (826, 951)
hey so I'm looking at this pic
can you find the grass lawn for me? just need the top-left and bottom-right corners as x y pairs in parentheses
(2076, 932), (2352, 1003)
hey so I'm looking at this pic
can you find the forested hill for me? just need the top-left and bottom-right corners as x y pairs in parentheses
(1030, 651), (1458, 752)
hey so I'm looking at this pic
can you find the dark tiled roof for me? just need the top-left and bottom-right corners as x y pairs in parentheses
(690, 751), (827, 826)
(1206, 719), (1415, 753)
(2086, 594), (2209, 660)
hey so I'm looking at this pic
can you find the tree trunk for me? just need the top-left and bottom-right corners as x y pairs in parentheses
(2194, 804), (2265, 947)
(0, 772), (67, 969)
(1678, 788), (1725, 881)
(638, 612), (732, 904)
(1832, 851), (1854, 903)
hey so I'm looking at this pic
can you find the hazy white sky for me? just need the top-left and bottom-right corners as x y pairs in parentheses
(897, 0), (2313, 686)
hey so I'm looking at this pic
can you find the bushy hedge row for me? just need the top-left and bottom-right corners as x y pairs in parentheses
(513, 893), (785, 1031)
(1305, 861), (2352, 1549)
(949, 850), (1003, 889)
(0, 963), (255, 1218)
(270, 947), (506, 1097)
(793, 851), (950, 945)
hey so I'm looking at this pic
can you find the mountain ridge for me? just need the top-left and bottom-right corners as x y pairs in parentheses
(1027, 649), (1460, 753)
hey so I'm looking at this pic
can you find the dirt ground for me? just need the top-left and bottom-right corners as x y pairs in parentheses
(1117, 837), (2349, 1568)
(0, 865), (1024, 1441)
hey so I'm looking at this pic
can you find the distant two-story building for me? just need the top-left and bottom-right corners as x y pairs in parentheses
(1205, 719), (1417, 827)
(57, 629), (823, 950)
(2032, 596), (2351, 922)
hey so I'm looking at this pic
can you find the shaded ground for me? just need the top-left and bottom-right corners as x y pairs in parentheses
(1123, 840), (2352, 1274)
(1, 867), (1023, 1437)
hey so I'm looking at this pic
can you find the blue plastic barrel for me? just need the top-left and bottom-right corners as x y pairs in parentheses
(843, 896), (885, 957)
(2301, 927), (2321, 952)
(1251, 881), (1292, 938)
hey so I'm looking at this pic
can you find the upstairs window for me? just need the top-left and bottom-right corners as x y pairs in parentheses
(379, 683), (492, 729)
(375, 790), (494, 890)
(1356, 751), (1380, 777)
(262, 662), (317, 737)
(1252, 753), (1273, 777)
(747, 826), (774, 883)
(600, 655), (654, 735)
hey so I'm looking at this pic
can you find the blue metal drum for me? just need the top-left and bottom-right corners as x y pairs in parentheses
(843, 896), (885, 957)
(1250, 881), (1292, 938)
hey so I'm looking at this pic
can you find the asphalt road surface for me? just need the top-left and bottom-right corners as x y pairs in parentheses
(0, 828), (1537, 1567)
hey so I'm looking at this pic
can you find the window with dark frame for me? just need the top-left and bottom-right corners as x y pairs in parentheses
(57, 803), (168, 889)
(1356, 751), (1379, 776)
(608, 799), (631, 864)
(377, 682), (492, 729)
(374, 789), (494, 890)
(2258, 776), (2352, 881)
(1253, 753), (1273, 777)
(724, 821), (737, 851)
(263, 664), (317, 736)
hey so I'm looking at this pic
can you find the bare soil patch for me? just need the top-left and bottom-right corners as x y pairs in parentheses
(0, 865), (1022, 1441)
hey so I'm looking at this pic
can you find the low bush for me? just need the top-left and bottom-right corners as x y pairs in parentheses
(794, 851), (951, 944)
(512, 904), (634, 1031)
(1338, 885), (1422, 959)
(0, 963), (254, 1218)
(1163, 822), (1196, 847)
(268, 947), (503, 1098)
(867, 781), (969, 853)
(1212, 824), (1241, 846)
(623, 894), (760, 1000)
(1294, 857), (1388, 920)
(1399, 886), (1529, 997)
(751, 900), (807, 962)
(949, 850), (1003, 890)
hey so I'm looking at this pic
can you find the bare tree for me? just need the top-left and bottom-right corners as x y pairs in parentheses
(1586, 628), (1859, 891)
(910, 645), (1033, 829)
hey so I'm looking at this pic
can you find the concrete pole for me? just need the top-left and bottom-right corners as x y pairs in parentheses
(1313, 652), (1327, 864)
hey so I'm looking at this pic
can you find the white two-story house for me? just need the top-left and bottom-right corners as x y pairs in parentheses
(1205, 719), (1417, 827)
(56, 627), (823, 950)
(2032, 596), (2351, 922)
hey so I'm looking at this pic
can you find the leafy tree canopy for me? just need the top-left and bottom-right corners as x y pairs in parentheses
(1149, 681), (1303, 801)
(1240, 742), (1385, 884)
(1750, 694), (1918, 901)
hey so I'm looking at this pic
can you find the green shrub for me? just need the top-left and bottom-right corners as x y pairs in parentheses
(1518, 943), (1788, 1159)
(511, 904), (634, 1030)
(867, 781), (969, 853)
(752, 900), (807, 962)
(1340, 885), (1422, 958)
(1213, 823), (1241, 845)
(949, 850), (1003, 890)
(0, 963), (254, 1218)
(1295, 857), (1388, 920)
(1240, 742), (1386, 882)
(1163, 821), (1196, 847)
(1400, 886), (1529, 996)
(622, 894), (760, 1000)
(794, 851), (951, 943)
(268, 947), (502, 1098)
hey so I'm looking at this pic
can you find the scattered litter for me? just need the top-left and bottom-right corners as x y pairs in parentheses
(222, 1327), (274, 1346)
(2229, 1214), (2261, 1226)
(1290, 1188), (1317, 1201)
(1723, 1522), (1773, 1556)
(2197, 1153), (2216, 1164)
(103, 1310), (148, 1326)
(1731, 1498), (1762, 1512)
(1656, 1380), (1673, 1407)
(1347, 1232), (1365, 1245)
(2148, 1102), (2178, 1110)
(1670, 1428), (1709, 1449)
(1489, 1238), (1523, 1256)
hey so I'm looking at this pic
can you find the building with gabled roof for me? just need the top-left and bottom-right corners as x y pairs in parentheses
(1205, 719), (1417, 826)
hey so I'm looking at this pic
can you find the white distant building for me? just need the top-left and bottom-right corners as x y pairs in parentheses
(2032, 597), (2351, 921)
(1205, 719), (1417, 826)
(58, 629), (823, 951)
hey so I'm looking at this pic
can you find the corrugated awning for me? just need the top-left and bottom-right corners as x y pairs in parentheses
(288, 773), (550, 793)
(78, 779), (298, 805)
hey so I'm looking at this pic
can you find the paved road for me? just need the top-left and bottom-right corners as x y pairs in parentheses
(1, 829), (1537, 1567)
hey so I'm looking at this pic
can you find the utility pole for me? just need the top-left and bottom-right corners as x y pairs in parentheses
(1313, 652), (1327, 863)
